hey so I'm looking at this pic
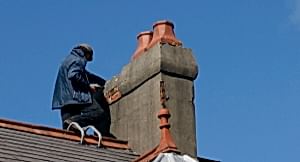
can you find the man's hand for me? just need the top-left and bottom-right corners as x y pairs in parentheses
(89, 83), (101, 93)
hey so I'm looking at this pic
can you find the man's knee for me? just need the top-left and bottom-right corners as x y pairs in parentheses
(60, 105), (83, 129)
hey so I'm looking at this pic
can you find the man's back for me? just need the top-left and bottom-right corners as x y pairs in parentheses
(51, 44), (112, 137)
(52, 47), (91, 110)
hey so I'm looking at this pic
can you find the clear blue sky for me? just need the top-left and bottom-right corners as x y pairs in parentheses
(1, 0), (299, 161)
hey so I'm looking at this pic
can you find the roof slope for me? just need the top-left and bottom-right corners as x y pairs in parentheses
(0, 119), (139, 162)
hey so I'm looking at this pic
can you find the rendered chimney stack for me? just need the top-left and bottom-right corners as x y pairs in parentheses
(132, 31), (153, 60)
(133, 105), (180, 162)
(154, 81), (180, 155)
(105, 20), (198, 156)
(147, 20), (182, 49)
(132, 81), (180, 162)
(156, 80), (179, 154)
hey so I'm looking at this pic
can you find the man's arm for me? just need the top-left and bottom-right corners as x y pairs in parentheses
(86, 71), (106, 86)
(67, 60), (89, 89)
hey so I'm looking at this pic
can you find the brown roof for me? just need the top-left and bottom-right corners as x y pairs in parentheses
(0, 118), (139, 162)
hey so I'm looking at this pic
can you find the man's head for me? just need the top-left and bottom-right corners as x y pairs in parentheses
(77, 43), (93, 61)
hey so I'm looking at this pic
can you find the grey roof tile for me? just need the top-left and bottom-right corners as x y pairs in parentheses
(0, 125), (139, 162)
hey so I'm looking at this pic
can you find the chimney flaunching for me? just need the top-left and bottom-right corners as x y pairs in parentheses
(104, 20), (198, 156)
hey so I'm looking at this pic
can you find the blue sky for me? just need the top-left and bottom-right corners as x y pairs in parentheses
(0, 0), (300, 161)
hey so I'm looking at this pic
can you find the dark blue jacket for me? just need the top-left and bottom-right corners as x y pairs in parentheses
(52, 48), (92, 110)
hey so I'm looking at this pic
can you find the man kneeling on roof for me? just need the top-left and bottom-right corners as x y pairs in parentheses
(52, 43), (113, 137)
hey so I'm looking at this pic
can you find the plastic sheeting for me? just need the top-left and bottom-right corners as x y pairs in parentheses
(153, 153), (198, 162)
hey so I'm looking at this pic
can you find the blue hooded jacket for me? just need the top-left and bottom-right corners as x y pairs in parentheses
(52, 48), (92, 110)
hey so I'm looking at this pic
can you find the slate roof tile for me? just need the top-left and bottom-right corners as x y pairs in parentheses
(0, 119), (139, 162)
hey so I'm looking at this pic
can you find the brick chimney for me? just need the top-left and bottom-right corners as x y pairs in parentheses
(104, 20), (198, 156)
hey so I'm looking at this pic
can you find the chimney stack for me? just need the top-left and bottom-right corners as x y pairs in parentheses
(133, 81), (181, 162)
(104, 20), (198, 156)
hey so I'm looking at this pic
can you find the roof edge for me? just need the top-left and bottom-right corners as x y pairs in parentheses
(0, 118), (129, 150)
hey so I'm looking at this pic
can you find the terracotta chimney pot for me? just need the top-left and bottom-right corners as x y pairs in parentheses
(131, 31), (153, 61)
(147, 20), (182, 49)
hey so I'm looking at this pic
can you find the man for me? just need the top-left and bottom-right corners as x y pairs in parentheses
(52, 44), (111, 137)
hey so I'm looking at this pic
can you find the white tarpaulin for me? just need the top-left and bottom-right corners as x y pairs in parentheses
(153, 153), (198, 162)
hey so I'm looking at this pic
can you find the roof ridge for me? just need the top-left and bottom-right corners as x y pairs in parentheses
(0, 118), (129, 150)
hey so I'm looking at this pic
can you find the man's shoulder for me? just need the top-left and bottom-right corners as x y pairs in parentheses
(63, 54), (85, 66)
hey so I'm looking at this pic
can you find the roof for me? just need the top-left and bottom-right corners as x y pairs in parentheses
(0, 118), (139, 162)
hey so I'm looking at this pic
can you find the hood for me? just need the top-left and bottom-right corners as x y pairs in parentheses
(70, 48), (85, 58)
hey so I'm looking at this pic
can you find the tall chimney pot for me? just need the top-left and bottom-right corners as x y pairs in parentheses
(148, 20), (182, 49)
(131, 31), (153, 60)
